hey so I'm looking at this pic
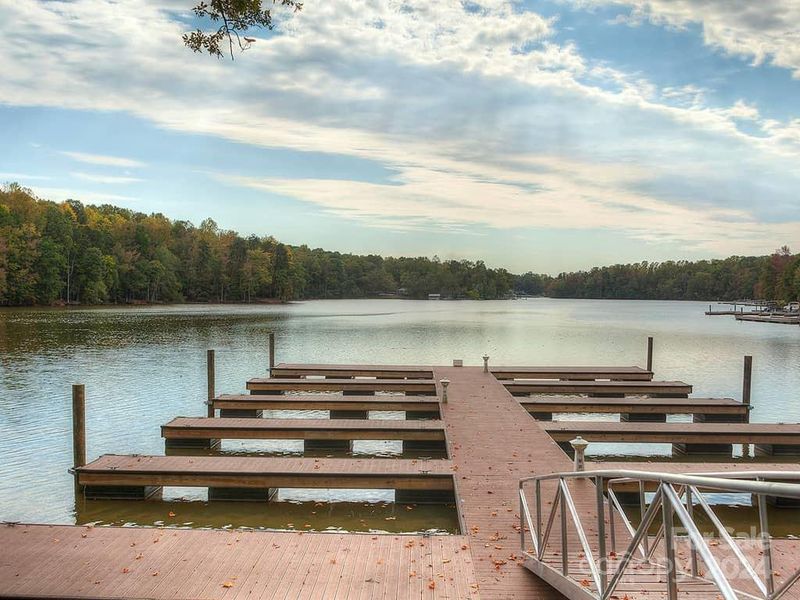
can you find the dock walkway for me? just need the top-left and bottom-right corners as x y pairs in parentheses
(434, 366), (584, 599)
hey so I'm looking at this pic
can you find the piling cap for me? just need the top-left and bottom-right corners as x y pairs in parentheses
(569, 436), (589, 451)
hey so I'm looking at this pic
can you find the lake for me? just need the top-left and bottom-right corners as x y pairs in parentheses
(1, 299), (798, 532)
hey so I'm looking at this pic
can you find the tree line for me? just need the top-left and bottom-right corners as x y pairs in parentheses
(0, 184), (514, 304)
(515, 248), (800, 305)
(0, 184), (797, 306)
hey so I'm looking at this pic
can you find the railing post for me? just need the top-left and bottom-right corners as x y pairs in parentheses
(662, 486), (678, 600)
(639, 480), (650, 559)
(685, 487), (698, 577)
(269, 332), (275, 376)
(757, 490), (775, 597)
(72, 384), (86, 497)
(207, 349), (215, 418)
(535, 479), (542, 558)
(595, 475), (607, 593)
(646, 336), (654, 373)
(560, 481), (568, 575)
(519, 482), (526, 552)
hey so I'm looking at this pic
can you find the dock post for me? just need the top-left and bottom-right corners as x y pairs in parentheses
(72, 384), (86, 496)
(269, 332), (275, 376)
(646, 336), (653, 373)
(441, 379), (450, 403)
(482, 354), (489, 373)
(742, 355), (752, 408)
(206, 349), (215, 418)
(743, 355), (753, 459)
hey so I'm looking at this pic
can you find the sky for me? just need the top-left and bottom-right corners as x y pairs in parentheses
(1, 0), (799, 274)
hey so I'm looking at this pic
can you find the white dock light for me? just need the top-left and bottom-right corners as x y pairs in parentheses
(482, 354), (489, 373)
(570, 436), (589, 471)
(441, 379), (450, 403)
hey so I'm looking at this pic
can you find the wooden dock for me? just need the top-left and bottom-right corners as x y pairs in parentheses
(542, 421), (800, 455)
(0, 525), (479, 599)
(491, 366), (652, 381)
(520, 396), (748, 420)
(271, 363), (434, 379)
(6, 355), (800, 600)
(735, 313), (800, 324)
(503, 379), (692, 396)
(76, 455), (455, 502)
(210, 393), (441, 416)
(247, 377), (437, 394)
(162, 417), (447, 451)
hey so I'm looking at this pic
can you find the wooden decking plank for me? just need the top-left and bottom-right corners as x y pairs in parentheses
(76, 455), (455, 491)
(272, 363), (433, 379)
(0, 526), (478, 599)
(162, 417), (445, 441)
(504, 379), (692, 395)
(519, 396), (747, 414)
(213, 393), (440, 412)
(247, 378), (436, 394)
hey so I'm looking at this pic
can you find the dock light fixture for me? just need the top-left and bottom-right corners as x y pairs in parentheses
(441, 379), (450, 403)
(482, 354), (489, 373)
(570, 436), (589, 471)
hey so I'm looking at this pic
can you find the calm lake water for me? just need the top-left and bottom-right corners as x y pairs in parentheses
(1, 299), (798, 532)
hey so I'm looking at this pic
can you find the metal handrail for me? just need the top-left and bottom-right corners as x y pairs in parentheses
(519, 469), (800, 600)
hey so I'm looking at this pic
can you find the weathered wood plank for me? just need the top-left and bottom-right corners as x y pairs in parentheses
(0, 525), (478, 599)
(520, 396), (747, 415)
(212, 393), (440, 413)
(247, 378), (436, 394)
(271, 363), (434, 379)
(76, 455), (455, 491)
(504, 379), (692, 395)
(161, 417), (446, 441)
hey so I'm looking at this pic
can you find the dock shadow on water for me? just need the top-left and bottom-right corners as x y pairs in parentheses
(74, 492), (459, 534)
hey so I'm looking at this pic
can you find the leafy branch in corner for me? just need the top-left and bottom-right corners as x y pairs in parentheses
(183, 0), (302, 60)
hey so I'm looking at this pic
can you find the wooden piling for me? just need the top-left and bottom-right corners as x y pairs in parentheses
(742, 355), (752, 406)
(206, 349), (215, 418)
(269, 332), (275, 376)
(646, 336), (654, 372)
(72, 384), (86, 497)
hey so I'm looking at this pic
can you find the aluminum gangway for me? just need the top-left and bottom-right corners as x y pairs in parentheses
(519, 469), (800, 600)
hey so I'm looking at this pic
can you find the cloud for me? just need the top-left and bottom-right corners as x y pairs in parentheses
(72, 172), (144, 184)
(570, 0), (800, 77)
(0, 0), (798, 258)
(60, 151), (146, 168)
(0, 173), (51, 181)
(216, 151), (800, 256)
(29, 186), (137, 204)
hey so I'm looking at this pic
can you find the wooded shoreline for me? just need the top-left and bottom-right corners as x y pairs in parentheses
(2, 184), (798, 307)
